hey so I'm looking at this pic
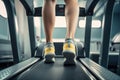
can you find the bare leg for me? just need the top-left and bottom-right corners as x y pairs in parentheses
(63, 0), (79, 65)
(42, 0), (56, 43)
(64, 0), (79, 39)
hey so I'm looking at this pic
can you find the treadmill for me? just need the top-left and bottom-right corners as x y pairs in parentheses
(0, 42), (120, 80)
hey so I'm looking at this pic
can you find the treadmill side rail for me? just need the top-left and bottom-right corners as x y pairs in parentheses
(80, 58), (120, 80)
(0, 58), (39, 80)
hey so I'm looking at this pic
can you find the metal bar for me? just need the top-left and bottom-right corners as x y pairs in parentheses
(27, 16), (36, 57)
(85, 0), (99, 15)
(84, 16), (92, 58)
(3, 0), (21, 63)
(33, 7), (85, 17)
(94, 0), (108, 14)
(20, 0), (34, 15)
(99, 0), (115, 68)
(20, 0), (85, 17)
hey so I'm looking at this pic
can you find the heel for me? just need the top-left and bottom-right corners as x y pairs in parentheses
(44, 54), (55, 63)
(63, 51), (75, 65)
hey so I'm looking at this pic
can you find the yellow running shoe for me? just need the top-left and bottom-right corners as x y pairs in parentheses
(63, 38), (76, 65)
(44, 42), (55, 63)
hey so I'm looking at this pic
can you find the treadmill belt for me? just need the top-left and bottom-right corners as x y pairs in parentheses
(15, 58), (93, 80)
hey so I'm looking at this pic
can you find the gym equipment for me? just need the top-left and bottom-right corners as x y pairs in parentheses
(0, 42), (120, 80)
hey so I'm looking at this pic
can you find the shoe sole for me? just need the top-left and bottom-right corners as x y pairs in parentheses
(44, 54), (55, 63)
(63, 51), (75, 65)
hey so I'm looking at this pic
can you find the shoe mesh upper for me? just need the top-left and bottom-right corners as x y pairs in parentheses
(63, 39), (75, 53)
(44, 43), (55, 55)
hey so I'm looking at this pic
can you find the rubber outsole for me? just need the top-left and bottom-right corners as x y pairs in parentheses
(44, 54), (55, 63)
(63, 51), (76, 65)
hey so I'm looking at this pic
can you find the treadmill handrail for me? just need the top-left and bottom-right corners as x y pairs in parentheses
(80, 58), (120, 80)
(0, 58), (39, 80)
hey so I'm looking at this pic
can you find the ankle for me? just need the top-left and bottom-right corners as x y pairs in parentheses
(45, 42), (54, 47)
(46, 42), (53, 44)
